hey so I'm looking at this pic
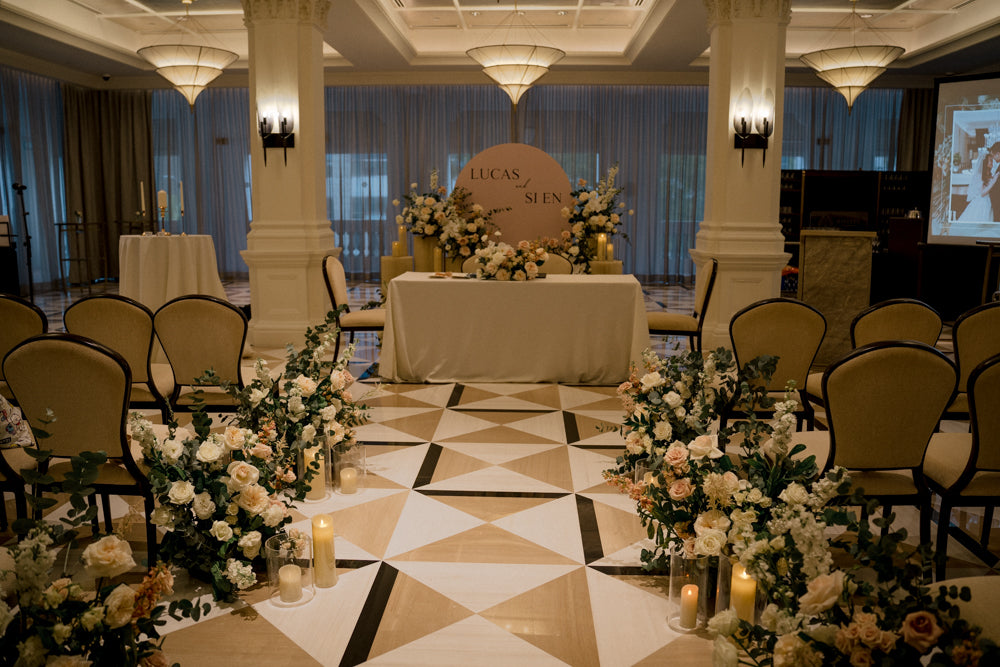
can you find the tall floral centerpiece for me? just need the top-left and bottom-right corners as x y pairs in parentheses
(439, 186), (506, 263)
(394, 170), (449, 240)
(561, 165), (631, 272)
(469, 240), (549, 281)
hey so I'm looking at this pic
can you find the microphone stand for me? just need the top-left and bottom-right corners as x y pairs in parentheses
(11, 182), (33, 303)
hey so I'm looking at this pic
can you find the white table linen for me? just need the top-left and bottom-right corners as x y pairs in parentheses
(118, 234), (227, 312)
(381, 272), (650, 384)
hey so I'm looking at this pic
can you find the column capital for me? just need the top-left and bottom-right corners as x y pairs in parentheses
(703, 0), (792, 30)
(241, 0), (331, 27)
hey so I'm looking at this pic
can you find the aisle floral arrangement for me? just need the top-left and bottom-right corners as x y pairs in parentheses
(561, 165), (632, 271)
(603, 347), (999, 666)
(469, 240), (549, 281)
(134, 310), (369, 602)
(0, 450), (207, 666)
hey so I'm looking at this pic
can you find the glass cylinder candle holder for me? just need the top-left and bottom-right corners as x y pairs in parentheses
(302, 438), (331, 502)
(335, 444), (366, 495)
(667, 550), (709, 633)
(728, 561), (764, 625)
(265, 531), (314, 608)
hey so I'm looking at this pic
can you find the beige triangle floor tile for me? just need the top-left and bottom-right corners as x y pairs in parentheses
(368, 570), (474, 659)
(458, 396), (560, 411)
(366, 443), (431, 488)
(591, 539), (656, 568)
(453, 385), (503, 405)
(366, 393), (441, 408)
(573, 396), (628, 411)
(567, 446), (618, 492)
(559, 385), (618, 410)
(395, 384), (458, 407)
(510, 385), (563, 410)
(502, 447), (574, 491)
(439, 424), (562, 445)
(576, 481), (622, 495)
(389, 562), (580, 613)
(163, 607), (324, 667)
(438, 442), (563, 465)
(381, 408), (446, 441)
(433, 410), (505, 441)
(383, 491), (485, 559)
(632, 634), (714, 666)
(586, 567), (682, 667)
(492, 495), (585, 564)
(572, 410), (626, 427)
(505, 411), (568, 442)
(452, 410), (553, 426)
(428, 495), (559, 523)
(580, 490), (642, 514)
(418, 466), (569, 494)
(354, 421), (429, 443)
(481, 567), (599, 667)
(431, 447), (493, 483)
(592, 501), (649, 558)
(390, 524), (579, 565)
(323, 491), (410, 559)
(364, 615), (572, 666)
(463, 383), (553, 395)
(572, 414), (625, 444)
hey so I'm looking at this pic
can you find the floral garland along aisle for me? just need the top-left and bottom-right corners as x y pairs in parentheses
(604, 347), (999, 666)
(132, 309), (370, 602)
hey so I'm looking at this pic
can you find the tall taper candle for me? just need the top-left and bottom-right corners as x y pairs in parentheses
(398, 224), (406, 249)
(606, 242), (614, 261)
(179, 180), (185, 216)
(312, 514), (337, 588)
(139, 181), (146, 214)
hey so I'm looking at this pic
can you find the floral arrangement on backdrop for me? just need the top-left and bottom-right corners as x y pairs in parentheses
(0, 449), (206, 666)
(394, 170), (449, 239)
(603, 347), (997, 666)
(134, 310), (370, 602)
(470, 240), (549, 281)
(561, 165), (632, 271)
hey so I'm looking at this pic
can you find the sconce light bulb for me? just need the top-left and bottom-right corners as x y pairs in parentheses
(733, 87), (754, 138)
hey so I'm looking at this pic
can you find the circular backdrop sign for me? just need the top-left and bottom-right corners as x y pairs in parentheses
(455, 143), (572, 244)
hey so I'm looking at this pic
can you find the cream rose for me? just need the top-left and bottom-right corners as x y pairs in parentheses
(652, 420), (673, 441)
(79, 607), (104, 631)
(149, 505), (175, 529)
(249, 387), (268, 408)
(300, 424), (317, 444)
(693, 528), (727, 556)
(167, 480), (195, 505)
(103, 584), (137, 629)
(694, 509), (732, 536)
(292, 374), (318, 397)
(81, 535), (136, 579)
(210, 520), (234, 542)
(798, 570), (846, 615)
(156, 437), (184, 464)
(640, 372), (665, 391)
(196, 436), (225, 464)
(688, 434), (723, 460)
(287, 395), (306, 421)
(223, 426), (250, 451)
(237, 484), (270, 516)
(668, 478), (694, 501)
(192, 492), (216, 520)
(226, 460), (260, 491)
(238, 531), (262, 560)
(779, 482), (810, 506)
(664, 391), (683, 408)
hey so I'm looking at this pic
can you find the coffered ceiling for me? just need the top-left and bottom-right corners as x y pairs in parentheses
(0, 0), (998, 88)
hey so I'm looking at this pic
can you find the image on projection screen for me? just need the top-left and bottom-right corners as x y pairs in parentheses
(929, 74), (1000, 245)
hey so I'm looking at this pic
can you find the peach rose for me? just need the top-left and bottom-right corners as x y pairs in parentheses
(900, 611), (944, 653)
(668, 478), (694, 501)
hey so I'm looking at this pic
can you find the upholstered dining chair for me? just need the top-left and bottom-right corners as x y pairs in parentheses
(539, 254), (572, 274)
(934, 576), (1000, 638)
(723, 297), (826, 430)
(3, 333), (156, 562)
(322, 254), (385, 359)
(794, 341), (957, 545)
(461, 256), (479, 273)
(924, 353), (1000, 580)
(647, 258), (718, 352)
(153, 295), (247, 413)
(803, 298), (943, 419)
(0, 294), (48, 404)
(0, 439), (35, 531)
(941, 301), (1000, 423)
(64, 294), (170, 421)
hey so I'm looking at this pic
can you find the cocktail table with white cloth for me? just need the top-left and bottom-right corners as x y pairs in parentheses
(381, 272), (650, 384)
(118, 234), (227, 311)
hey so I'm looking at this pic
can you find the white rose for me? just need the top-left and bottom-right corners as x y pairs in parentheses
(693, 528), (727, 556)
(81, 535), (136, 579)
(79, 606), (104, 631)
(688, 434), (723, 460)
(156, 438), (184, 464)
(237, 484), (270, 516)
(779, 482), (810, 506)
(664, 391), (683, 408)
(226, 460), (260, 491)
(713, 637), (739, 667)
(167, 480), (195, 505)
(624, 430), (644, 455)
(224, 426), (250, 451)
(262, 503), (287, 528)
(196, 436), (225, 464)
(287, 395), (306, 421)
(210, 520), (233, 542)
(640, 372), (665, 391)
(694, 509), (732, 536)
(653, 420), (672, 441)
(707, 608), (740, 637)
(249, 388), (268, 408)
(798, 570), (846, 615)
(192, 492), (216, 520)
(149, 505), (175, 529)
(103, 584), (137, 629)
(327, 421), (346, 444)
(238, 531), (262, 560)
(300, 424), (317, 444)
(293, 374), (318, 397)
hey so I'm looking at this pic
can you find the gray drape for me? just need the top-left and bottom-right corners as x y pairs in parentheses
(896, 88), (935, 172)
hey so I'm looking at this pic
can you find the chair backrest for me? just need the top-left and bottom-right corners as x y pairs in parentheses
(953, 301), (1000, 392)
(694, 258), (718, 320)
(969, 353), (1000, 473)
(3, 333), (131, 460)
(461, 256), (478, 273)
(0, 295), (48, 381)
(153, 295), (247, 386)
(323, 254), (351, 315)
(729, 297), (827, 393)
(822, 341), (956, 471)
(64, 295), (155, 383)
(850, 298), (942, 348)
(540, 254), (572, 275)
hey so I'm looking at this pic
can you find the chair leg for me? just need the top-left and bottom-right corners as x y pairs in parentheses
(333, 330), (342, 360)
(144, 493), (158, 566)
(936, 498), (953, 581)
(0, 497), (7, 532)
(14, 489), (26, 523)
(919, 500), (931, 552)
(101, 494), (113, 533)
(87, 494), (101, 536)
(982, 505), (994, 548)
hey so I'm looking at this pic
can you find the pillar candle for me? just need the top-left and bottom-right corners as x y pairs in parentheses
(731, 563), (757, 623)
(606, 242), (614, 261)
(398, 224), (406, 248)
(304, 446), (326, 500)
(597, 233), (607, 261)
(433, 247), (443, 272)
(278, 563), (302, 603)
(340, 467), (358, 494)
(139, 181), (146, 214)
(679, 584), (699, 629)
(392, 241), (403, 257)
(157, 189), (168, 209)
(312, 514), (337, 588)
(179, 180), (185, 215)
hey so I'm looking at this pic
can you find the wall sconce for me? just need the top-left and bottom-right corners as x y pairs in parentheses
(258, 109), (295, 166)
(733, 88), (775, 167)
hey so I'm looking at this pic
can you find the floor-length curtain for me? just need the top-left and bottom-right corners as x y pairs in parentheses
(63, 87), (153, 282)
(896, 88), (935, 171)
(0, 65), (66, 291)
(152, 88), (251, 277)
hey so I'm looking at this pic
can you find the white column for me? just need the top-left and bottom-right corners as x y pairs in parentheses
(694, 0), (791, 350)
(240, 0), (335, 350)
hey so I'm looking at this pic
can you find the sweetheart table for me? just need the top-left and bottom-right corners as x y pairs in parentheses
(380, 272), (650, 384)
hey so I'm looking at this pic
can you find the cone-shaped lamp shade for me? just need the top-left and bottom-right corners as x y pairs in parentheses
(468, 44), (564, 105)
(800, 45), (903, 110)
(138, 45), (238, 107)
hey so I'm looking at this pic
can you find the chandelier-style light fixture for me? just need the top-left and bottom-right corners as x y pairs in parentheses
(137, 2), (237, 107)
(799, 0), (903, 111)
(466, 2), (564, 107)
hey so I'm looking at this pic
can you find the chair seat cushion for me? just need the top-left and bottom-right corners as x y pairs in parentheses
(849, 470), (919, 497)
(925, 432), (1000, 496)
(341, 309), (385, 329)
(647, 312), (696, 334)
(0, 446), (37, 483)
(47, 439), (147, 487)
(791, 430), (830, 467)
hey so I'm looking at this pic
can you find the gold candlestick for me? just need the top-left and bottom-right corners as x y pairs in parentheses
(158, 206), (166, 235)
